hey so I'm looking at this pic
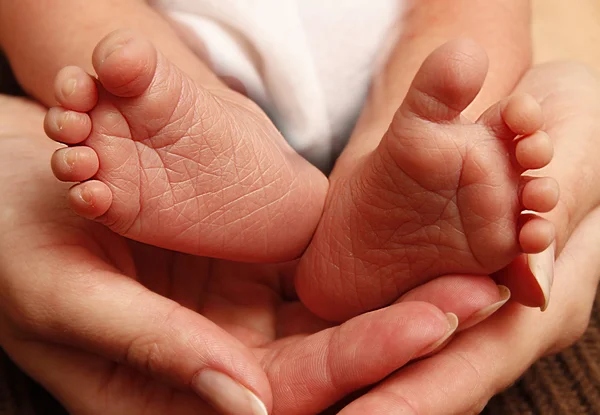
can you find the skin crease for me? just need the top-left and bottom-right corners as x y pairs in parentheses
(293, 0), (551, 319)
(44, 33), (329, 263)
(294, 39), (558, 322)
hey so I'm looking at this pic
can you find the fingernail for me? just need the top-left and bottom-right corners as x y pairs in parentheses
(192, 369), (268, 415)
(527, 243), (555, 311)
(416, 312), (458, 358)
(102, 42), (126, 63)
(62, 78), (77, 98)
(457, 285), (511, 332)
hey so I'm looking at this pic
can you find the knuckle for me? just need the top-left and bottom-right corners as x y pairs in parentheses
(124, 332), (167, 375)
(122, 303), (183, 377)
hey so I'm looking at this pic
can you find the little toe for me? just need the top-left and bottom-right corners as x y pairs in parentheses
(400, 38), (489, 122)
(502, 93), (544, 136)
(44, 107), (92, 144)
(92, 29), (157, 98)
(516, 131), (554, 170)
(54, 66), (98, 112)
(521, 177), (559, 213)
(519, 214), (555, 254)
(51, 147), (99, 182)
(68, 180), (112, 220)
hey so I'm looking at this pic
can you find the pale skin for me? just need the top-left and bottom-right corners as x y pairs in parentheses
(1, 64), (600, 414)
(2, 0), (558, 323)
(295, 0), (559, 320)
(0, 3), (511, 413)
(0, 0), (596, 415)
(308, 0), (600, 314)
(328, 0), (600, 412)
(0, 96), (507, 414)
(1, 0), (330, 263)
(295, 39), (558, 321)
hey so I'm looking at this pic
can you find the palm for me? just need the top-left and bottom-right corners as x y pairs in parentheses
(0, 134), (327, 414)
(23, 217), (331, 414)
(2, 131), (472, 415)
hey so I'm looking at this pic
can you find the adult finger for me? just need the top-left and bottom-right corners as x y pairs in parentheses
(396, 274), (510, 331)
(338, 206), (600, 415)
(0, 119), (271, 415)
(262, 275), (507, 414)
(2, 338), (217, 415)
(0, 250), (271, 415)
(257, 302), (456, 415)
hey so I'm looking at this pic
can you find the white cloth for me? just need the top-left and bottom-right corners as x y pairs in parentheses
(149, 0), (406, 169)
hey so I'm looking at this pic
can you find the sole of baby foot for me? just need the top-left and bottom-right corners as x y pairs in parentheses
(296, 39), (558, 321)
(45, 29), (327, 262)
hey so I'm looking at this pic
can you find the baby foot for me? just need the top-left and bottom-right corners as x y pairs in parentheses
(45, 30), (327, 262)
(296, 39), (558, 321)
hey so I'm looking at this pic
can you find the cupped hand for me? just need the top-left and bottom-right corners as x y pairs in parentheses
(336, 205), (600, 415)
(0, 97), (505, 415)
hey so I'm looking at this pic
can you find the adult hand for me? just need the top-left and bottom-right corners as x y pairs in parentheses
(337, 205), (600, 415)
(0, 96), (505, 415)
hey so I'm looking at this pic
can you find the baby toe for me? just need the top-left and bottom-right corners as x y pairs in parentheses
(521, 177), (559, 213)
(44, 107), (92, 144)
(400, 38), (488, 122)
(519, 214), (555, 254)
(54, 66), (98, 112)
(92, 29), (157, 98)
(479, 93), (544, 139)
(51, 147), (99, 182)
(68, 180), (112, 220)
(515, 131), (554, 170)
(502, 93), (543, 136)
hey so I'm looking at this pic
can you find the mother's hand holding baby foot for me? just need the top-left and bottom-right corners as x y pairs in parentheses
(337, 206), (600, 415)
(0, 95), (507, 415)
(2, 23), (599, 415)
(0, 97), (273, 415)
(333, 38), (600, 413)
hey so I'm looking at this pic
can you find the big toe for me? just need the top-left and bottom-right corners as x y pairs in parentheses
(401, 38), (489, 122)
(92, 29), (158, 98)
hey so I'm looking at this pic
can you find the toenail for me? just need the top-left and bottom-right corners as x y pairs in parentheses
(62, 79), (77, 98)
(102, 42), (126, 63)
(56, 111), (71, 131)
(64, 149), (77, 168)
(55, 115), (64, 131)
(79, 187), (94, 205)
